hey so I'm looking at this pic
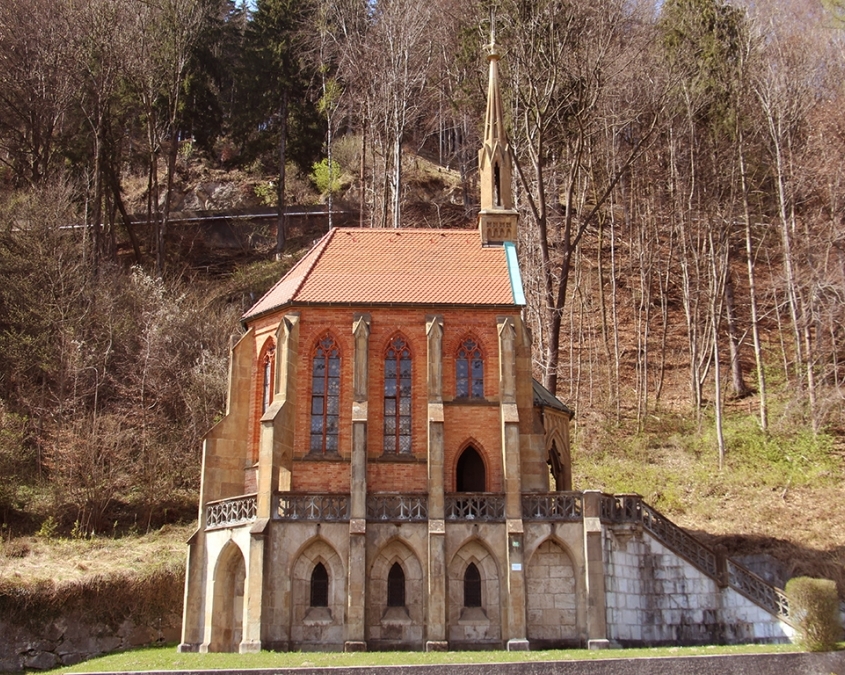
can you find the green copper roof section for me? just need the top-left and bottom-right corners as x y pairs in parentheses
(504, 241), (525, 305)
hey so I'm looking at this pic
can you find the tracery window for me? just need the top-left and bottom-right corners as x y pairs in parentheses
(387, 562), (406, 607)
(463, 562), (482, 608)
(456, 338), (483, 399)
(310, 334), (340, 454)
(384, 335), (412, 454)
(310, 562), (329, 607)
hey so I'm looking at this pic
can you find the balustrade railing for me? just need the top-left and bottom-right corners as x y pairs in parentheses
(444, 493), (505, 522)
(206, 494), (257, 529)
(599, 493), (642, 523)
(522, 492), (582, 521)
(640, 500), (720, 579)
(366, 494), (428, 522)
(275, 493), (350, 521)
(727, 560), (790, 621)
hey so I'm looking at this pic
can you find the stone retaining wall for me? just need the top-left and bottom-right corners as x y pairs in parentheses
(0, 612), (181, 673)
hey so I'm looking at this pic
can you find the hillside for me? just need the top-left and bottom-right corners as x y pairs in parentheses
(0, 149), (843, 616)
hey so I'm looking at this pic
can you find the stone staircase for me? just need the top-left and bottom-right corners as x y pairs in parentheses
(599, 493), (792, 626)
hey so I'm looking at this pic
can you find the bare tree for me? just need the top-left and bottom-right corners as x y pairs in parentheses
(503, 0), (660, 395)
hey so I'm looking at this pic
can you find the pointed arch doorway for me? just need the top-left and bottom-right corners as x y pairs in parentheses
(456, 446), (486, 492)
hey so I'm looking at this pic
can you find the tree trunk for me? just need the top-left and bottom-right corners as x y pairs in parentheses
(739, 130), (768, 430)
(724, 269), (751, 398)
(276, 90), (288, 258)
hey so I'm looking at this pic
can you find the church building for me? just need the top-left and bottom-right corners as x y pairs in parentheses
(179, 40), (794, 653)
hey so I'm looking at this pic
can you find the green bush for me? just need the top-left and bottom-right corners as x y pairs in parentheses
(311, 158), (343, 196)
(785, 577), (842, 651)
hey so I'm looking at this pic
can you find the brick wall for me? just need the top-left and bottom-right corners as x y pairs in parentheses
(245, 305), (523, 496)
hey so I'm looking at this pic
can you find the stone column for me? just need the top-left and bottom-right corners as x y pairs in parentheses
(583, 490), (610, 649)
(242, 314), (299, 652)
(498, 316), (528, 651)
(178, 525), (206, 651)
(425, 316), (448, 651)
(345, 313), (370, 651)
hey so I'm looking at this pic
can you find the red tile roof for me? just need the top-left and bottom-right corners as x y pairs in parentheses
(243, 228), (517, 320)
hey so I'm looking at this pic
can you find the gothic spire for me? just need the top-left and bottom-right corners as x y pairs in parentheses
(478, 16), (517, 245)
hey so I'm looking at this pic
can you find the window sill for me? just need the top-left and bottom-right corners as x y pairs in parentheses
(370, 454), (426, 464)
(295, 453), (349, 463)
(445, 399), (499, 407)
(381, 606), (411, 625)
(303, 606), (333, 625)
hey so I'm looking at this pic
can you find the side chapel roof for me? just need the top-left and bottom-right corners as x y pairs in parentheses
(532, 379), (574, 418)
(243, 227), (526, 321)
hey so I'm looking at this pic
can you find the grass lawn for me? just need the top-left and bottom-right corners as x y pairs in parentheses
(50, 642), (807, 673)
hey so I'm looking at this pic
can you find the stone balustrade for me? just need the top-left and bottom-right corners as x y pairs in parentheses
(727, 559), (791, 621)
(366, 493), (428, 521)
(205, 493), (257, 529)
(275, 493), (351, 521)
(202, 489), (791, 625)
(522, 491), (582, 521)
(444, 493), (506, 521)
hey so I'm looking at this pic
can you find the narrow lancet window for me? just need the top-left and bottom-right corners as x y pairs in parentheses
(387, 563), (406, 607)
(384, 336), (412, 454)
(310, 334), (340, 454)
(464, 563), (482, 608)
(310, 562), (329, 607)
(456, 338), (483, 399)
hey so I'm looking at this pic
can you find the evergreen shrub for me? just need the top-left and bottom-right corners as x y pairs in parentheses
(785, 576), (842, 651)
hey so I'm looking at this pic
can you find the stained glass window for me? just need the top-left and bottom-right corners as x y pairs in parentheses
(310, 334), (340, 454)
(384, 336), (412, 454)
(456, 338), (483, 399)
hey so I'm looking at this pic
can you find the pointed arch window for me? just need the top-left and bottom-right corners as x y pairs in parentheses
(310, 334), (340, 454)
(463, 562), (482, 608)
(384, 336), (412, 454)
(387, 562), (406, 607)
(310, 562), (329, 607)
(456, 338), (483, 399)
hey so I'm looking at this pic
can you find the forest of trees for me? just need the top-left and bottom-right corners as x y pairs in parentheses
(1, 0), (843, 531)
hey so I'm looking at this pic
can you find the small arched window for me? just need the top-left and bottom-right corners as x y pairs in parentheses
(384, 335), (412, 454)
(310, 334), (340, 454)
(387, 562), (406, 607)
(456, 338), (483, 399)
(463, 562), (482, 608)
(310, 562), (329, 607)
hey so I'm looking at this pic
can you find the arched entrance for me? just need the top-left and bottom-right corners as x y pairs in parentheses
(456, 446), (485, 492)
(209, 542), (246, 652)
